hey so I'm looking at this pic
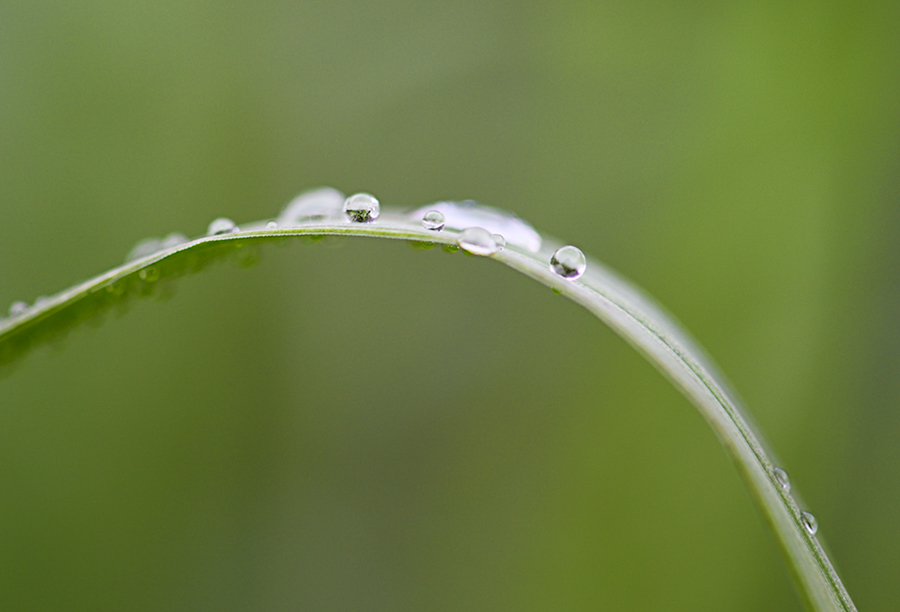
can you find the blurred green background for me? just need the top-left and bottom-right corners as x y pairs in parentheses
(1, 1), (898, 610)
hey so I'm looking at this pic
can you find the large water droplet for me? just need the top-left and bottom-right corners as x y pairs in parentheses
(343, 193), (380, 223)
(801, 511), (818, 535)
(550, 245), (586, 280)
(773, 467), (791, 493)
(278, 187), (345, 225)
(8, 301), (28, 317)
(457, 227), (498, 256)
(408, 201), (542, 253)
(422, 210), (445, 231)
(208, 218), (238, 236)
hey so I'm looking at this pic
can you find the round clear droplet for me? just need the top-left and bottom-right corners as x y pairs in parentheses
(207, 218), (238, 236)
(491, 234), (506, 250)
(266, 221), (279, 230)
(773, 467), (791, 493)
(9, 301), (28, 317)
(140, 267), (160, 283)
(343, 193), (380, 223)
(550, 245), (587, 280)
(801, 511), (818, 535)
(422, 210), (445, 231)
(457, 227), (498, 256)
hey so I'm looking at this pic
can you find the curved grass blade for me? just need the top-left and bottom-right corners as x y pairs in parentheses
(0, 207), (856, 611)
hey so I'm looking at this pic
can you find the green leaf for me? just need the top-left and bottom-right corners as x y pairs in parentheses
(0, 206), (856, 611)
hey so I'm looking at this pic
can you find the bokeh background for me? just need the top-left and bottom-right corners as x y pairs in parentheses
(1, 1), (898, 610)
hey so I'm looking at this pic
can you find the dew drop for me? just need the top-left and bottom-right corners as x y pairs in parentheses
(161, 232), (189, 250)
(773, 467), (791, 493)
(550, 245), (587, 280)
(457, 227), (498, 256)
(266, 221), (279, 230)
(343, 193), (380, 223)
(140, 267), (160, 282)
(278, 187), (345, 225)
(8, 301), (28, 317)
(552, 287), (563, 295)
(126, 238), (163, 262)
(407, 200), (542, 253)
(492, 234), (506, 250)
(422, 210), (445, 231)
(207, 217), (238, 236)
(801, 511), (818, 535)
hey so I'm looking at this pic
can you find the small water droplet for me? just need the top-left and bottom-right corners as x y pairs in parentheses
(457, 227), (498, 256)
(801, 511), (818, 535)
(126, 238), (163, 262)
(408, 200), (542, 253)
(552, 287), (563, 295)
(343, 193), (380, 223)
(550, 245), (587, 280)
(9, 301), (28, 317)
(422, 210), (445, 231)
(278, 187), (345, 225)
(140, 267), (160, 282)
(207, 218), (238, 236)
(443, 244), (459, 253)
(491, 234), (506, 250)
(773, 467), (791, 493)
(266, 221), (279, 230)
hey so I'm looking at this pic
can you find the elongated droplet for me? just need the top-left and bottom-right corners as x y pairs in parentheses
(408, 200), (542, 253)
(208, 218), (238, 236)
(9, 301), (28, 317)
(773, 467), (791, 493)
(801, 511), (818, 535)
(161, 232), (189, 249)
(343, 193), (380, 223)
(266, 221), (279, 230)
(422, 210), (445, 231)
(278, 187), (345, 225)
(492, 234), (506, 250)
(457, 227), (498, 256)
(550, 245), (586, 280)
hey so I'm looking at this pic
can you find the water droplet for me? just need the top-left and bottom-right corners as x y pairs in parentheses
(407, 200), (542, 253)
(550, 245), (587, 280)
(773, 467), (791, 493)
(8, 301), (28, 317)
(140, 267), (160, 282)
(278, 187), (345, 225)
(161, 232), (189, 250)
(442, 244), (459, 253)
(552, 287), (563, 295)
(266, 221), (279, 230)
(207, 218), (238, 236)
(422, 210), (445, 231)
(126, 238), (163, 262)
(801, 511), (818, 535)
(457, 227), (498, 256)
(343, 193), (380, 223)
(491, 234), (506, 250)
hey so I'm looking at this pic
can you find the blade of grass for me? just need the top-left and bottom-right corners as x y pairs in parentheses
(0, 209), (856, 611)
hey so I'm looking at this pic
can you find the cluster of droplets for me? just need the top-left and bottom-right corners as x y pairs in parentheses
(772, 466), (818, 536)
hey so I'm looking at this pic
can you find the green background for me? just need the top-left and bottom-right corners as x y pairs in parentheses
(1, 1), (898, 609)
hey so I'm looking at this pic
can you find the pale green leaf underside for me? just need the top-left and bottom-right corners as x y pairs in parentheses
(0, 210), (856, 612)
